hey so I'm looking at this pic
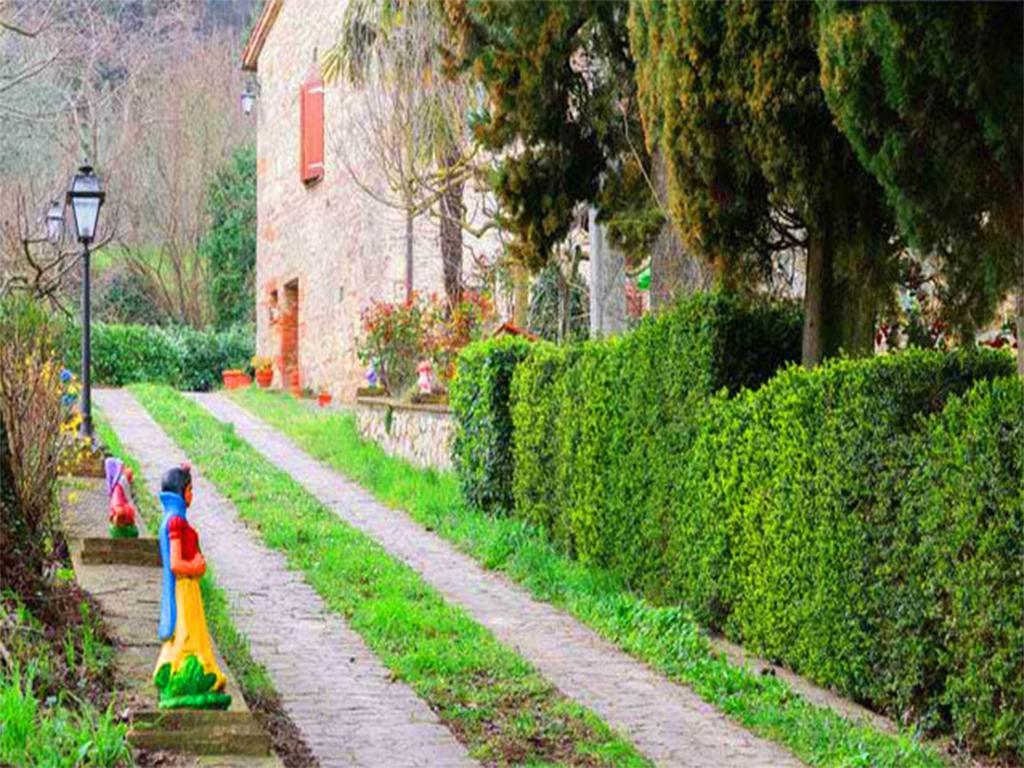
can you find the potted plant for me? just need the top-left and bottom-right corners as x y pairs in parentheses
(221, 369), (251, 389)
(252, 356), (274, 388)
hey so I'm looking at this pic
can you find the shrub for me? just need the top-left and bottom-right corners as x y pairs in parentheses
(509, 341), (573, 535)
(674, 348), (1016, 755)
(358, 292), (494, 395)
(0, 297), (68, 585)
(63, 323), (253, 391)
(510, 292), (801, 592)
(500, 288), (1018, 755)
(886, 377), (1023, 756)
(450, 335), (533, 514)
(166, 324), (254, 392)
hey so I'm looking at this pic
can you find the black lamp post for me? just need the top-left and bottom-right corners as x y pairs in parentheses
(45, 200), (64, 245)
(66, 164), (105, 440)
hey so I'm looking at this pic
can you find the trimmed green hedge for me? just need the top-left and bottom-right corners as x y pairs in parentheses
(887, 377), (1023, 755)
(450, 335), (534, 513)
(63, 323), (253, 391)
(673, 349), (1016, 751)
(511, 292), (801, 594)
(453, 289), (1020, 756)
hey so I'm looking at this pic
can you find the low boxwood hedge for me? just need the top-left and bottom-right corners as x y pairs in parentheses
(63, 323), (253, 391)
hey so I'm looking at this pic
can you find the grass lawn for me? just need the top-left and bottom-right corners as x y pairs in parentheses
(227, 386), (949, 768)
(129, 384), (649, 767)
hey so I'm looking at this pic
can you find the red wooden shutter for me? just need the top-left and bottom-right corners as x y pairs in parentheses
(299, 78), (324, 184)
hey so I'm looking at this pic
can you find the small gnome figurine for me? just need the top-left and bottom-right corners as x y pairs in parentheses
(417, 359), (434, 394)
(104, 457), (139, 538)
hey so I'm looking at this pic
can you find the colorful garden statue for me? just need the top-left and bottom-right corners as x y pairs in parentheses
(154, 463), (230, 710)
(366, 358), (380, 389)
(104, 458), (139, 538)
(417, 359), (434, 394)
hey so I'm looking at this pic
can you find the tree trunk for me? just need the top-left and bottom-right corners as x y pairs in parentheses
(513, 263), (529, 327)
(803, 224), (878, 367)
(405, 209), (414, 303)
(1016, 285), (1024, 379)
(802, 232), (827, 368)
(439, 155), (464, 307)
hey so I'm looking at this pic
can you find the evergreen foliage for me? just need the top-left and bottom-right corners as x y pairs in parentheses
(445, 0), (660, 268)
(818, 2), (1023, 336)
(628, 0), (900, 364)
(201, 144), (257, 330)
(510, 293), (801, 592)
(449, 335), (533, 514)
(453, 293), (1018, 756)
(62, 323), (253, 392)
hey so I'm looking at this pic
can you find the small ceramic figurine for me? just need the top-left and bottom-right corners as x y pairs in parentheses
(417, 359), (434, 394)
(154, 463), (230, 710)
(104, 457), (139, 538)
(366, 358), (379, 389)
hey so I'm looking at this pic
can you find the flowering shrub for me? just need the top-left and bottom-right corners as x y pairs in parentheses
(0, 297), (70, 584)
(357, 292), (494, 395)
(425, 292), (494, 382)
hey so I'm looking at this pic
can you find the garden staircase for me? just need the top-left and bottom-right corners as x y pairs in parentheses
(60, 477), (279, 765)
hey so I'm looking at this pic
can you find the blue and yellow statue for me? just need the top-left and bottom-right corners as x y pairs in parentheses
(153, 463), (230, 710)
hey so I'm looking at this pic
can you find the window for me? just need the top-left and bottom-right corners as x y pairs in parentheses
(299, 77), (324, 184)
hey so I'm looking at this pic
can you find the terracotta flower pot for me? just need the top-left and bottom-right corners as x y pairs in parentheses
(317, 392), (332, 408)
(222, 369), (252, 390)
(255, 368), (273, 388)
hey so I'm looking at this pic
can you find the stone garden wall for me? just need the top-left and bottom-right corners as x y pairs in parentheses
(354, 397), (453, 471)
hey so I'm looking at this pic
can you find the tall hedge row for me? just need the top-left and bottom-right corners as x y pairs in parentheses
(891, 377), (1022, 754)
(513, 293), (802, 595)
(451, 291), (1021, 756)
(63, 323), (253, 391)
(673, 350), (1018, 755)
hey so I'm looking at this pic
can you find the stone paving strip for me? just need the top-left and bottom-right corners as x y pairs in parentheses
(95, 388), (476, 768)
(194, 392), (803, 768)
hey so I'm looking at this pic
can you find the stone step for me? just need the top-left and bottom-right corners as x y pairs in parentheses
(81, 536), (161, 566)
(130, 710), (272, 756)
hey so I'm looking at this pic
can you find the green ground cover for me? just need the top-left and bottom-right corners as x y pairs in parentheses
(130, 384), (648, 767)
(0, 596), (131, 767)
(230, 386), (949, 768)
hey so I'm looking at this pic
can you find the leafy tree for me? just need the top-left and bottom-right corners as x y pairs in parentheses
(445, 0), (661, 271)
(201, 144), (256, 329)
(818, 1), (1023, 373)
(630, 0), (900, 366)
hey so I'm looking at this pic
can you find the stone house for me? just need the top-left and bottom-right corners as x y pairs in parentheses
(241, 0), (499, 401)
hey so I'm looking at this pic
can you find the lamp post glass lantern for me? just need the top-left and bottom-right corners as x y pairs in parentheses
(45, 200), (63, 244)
(241, 87), (256, 115)
(66, 164), (105, 440)
(67, 165), (104, 243)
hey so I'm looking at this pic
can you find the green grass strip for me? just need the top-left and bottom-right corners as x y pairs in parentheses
(95, 412), (276, 705)
(130, 384), (648, 767)
(229, 387), (949, 768)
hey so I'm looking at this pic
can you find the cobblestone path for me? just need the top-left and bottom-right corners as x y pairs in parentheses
(194, 393), (803, 768)
(95, 389), (476, 768)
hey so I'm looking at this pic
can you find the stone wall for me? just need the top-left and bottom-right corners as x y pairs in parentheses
(353, 398), (453, 471)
